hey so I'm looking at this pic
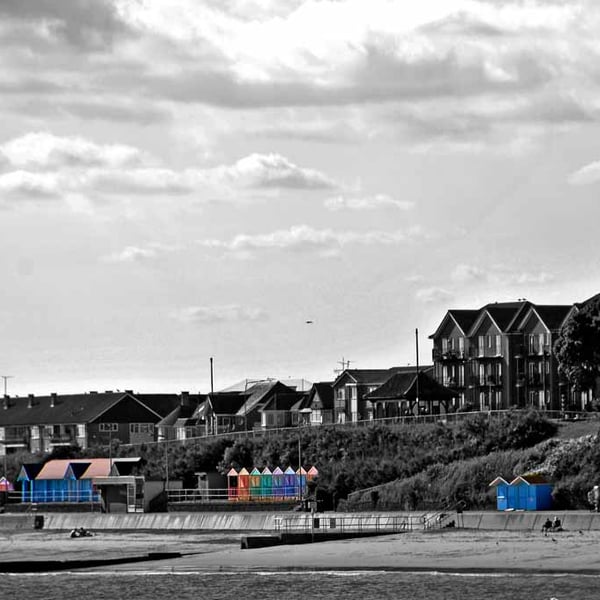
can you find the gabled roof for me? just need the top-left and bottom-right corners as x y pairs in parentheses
(366, 370), (458, 401)
(262, 392), (304, 412)
(17, 463), (43, 482)
(31, 457), (141, 480)
(467, 301), (531, 336)
(532, 305), (574, 331)
(429, 309), (479, 339)
(333, 366), (432, 388)
(235, 381), (296, 417)
(308, 382), (334, 410)
(511, 473), (549, 486)
(488, 476), (510, 487)
(208, 392), (247, 416)
(0, 391), (162, 427)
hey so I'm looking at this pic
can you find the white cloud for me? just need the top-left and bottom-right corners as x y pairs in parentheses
(199, 224), (424, 257)
(0, 132), (143, 169)
(415, 287), (453, 303)
(102, 246), (160, 263)
(568, 161), (600, 186)
(214, 153), (337, 189)
(324, 194), (414, 211)
(171, 304), (268, 323)
(0, 170), (62, 199)
(452, 263), (486, 283)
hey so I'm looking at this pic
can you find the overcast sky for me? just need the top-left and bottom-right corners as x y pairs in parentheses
(2, 0), (600, 395)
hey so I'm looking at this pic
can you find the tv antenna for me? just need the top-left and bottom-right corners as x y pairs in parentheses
(334, 357), (353, 376)
(1, 375), (14, 396)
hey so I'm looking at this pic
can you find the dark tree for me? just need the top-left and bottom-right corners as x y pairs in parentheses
(554, 295), (600, 391)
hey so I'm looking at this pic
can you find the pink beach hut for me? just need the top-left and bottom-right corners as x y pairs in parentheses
(227, 468), (239, 501)
(238, 468), (250, 501)
(307, 466), (319, 482)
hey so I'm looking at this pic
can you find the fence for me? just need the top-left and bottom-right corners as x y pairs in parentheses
(274, 513), (417, 534)
(167, 487), (304, 503)
(117, 408), (599, 451)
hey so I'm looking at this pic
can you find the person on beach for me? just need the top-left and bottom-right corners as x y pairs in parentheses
(542, 518), (553, 536)
(588, 486), (600, 512)
(552, 517), (562, 532)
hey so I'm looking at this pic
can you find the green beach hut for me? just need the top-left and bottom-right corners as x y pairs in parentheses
(261, 467), (273, 501)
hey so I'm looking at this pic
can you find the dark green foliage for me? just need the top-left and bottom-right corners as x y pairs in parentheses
(555, 295), (600, 391)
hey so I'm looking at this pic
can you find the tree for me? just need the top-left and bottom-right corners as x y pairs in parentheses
(554, 295), (600, 392)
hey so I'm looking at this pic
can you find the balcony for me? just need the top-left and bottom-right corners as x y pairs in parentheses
(527, 344), (552, 357)
(433, 349), (465, 361)
(50, 433), (77, 445)
(528, 374), (543, 386)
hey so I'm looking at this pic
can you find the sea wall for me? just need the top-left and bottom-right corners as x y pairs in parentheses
(3, 510), (600, 532)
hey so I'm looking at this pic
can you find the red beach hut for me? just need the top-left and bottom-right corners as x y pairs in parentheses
(238, 468), (250, 500)
(227, 468), (238, 501)
(307, 466), (319, 481)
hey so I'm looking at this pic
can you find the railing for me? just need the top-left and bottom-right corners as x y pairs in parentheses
(167, 487), (305, 503)
(118, 408), (600, 451)
(18, 490), (101, 503)
(274, 514), (416, 534)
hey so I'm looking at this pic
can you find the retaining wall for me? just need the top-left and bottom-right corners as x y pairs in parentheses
(5, 510), (600, 532)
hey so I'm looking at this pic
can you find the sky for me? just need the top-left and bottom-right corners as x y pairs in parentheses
(2, 0), (600, 396)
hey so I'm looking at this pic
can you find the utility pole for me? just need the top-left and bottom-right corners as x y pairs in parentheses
(415, 329), (420, 413)
(1, 376), (14, 396)
(209, 357), (214, 394)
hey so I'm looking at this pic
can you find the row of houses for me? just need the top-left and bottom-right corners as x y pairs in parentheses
(0, 294), (596, 457)
(0, 366), (454, 455)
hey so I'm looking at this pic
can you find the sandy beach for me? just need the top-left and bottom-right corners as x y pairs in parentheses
(2, 528), (600, 574)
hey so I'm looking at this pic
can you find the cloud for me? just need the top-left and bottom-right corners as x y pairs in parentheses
(568, 161), (600, 186)
(199, 224), (424, 257)
(214, 153), (337, 189)
(0, 0), (131, 50)
(0, 132), (144, 169)
(325, 194), (414, 211)
(452, 263), (486, 283)
(171, 304), (268, 323)
(0, 170), (62, 199)
(102, 243), (180, 263)
(415, 287), (453, 304)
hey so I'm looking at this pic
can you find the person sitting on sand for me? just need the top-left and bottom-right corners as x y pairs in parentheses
(552, 517), (562, 532)
(542, 518), (553, 536)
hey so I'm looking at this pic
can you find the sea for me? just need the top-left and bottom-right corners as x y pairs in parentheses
(3, 570), (597, 600)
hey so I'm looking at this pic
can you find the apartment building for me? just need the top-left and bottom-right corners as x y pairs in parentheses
(429, 300), (575, 411)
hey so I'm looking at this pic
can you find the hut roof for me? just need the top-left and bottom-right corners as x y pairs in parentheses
(511, 474), (549, 485)
(366, 370), (457, 401)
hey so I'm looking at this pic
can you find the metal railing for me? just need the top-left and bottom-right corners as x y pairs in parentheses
(274, 513), (416, 534)
(167, 487), (305, 503)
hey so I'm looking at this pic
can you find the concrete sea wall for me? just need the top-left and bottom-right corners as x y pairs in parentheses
(2, 511), (600, 532)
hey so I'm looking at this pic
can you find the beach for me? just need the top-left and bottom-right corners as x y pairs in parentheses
(2, 527), (600, 574)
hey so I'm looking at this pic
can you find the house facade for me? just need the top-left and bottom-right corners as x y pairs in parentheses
(429, 301), (575, 411)
(0, 391), (175, 457)
(332, 367), (433, 422)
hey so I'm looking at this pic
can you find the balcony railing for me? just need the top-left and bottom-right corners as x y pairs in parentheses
(433, 349), (465, 361)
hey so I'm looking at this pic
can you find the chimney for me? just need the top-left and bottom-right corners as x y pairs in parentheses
(2, 395), (8, 410)
(28, 394), (34, 409)
(125, 390), (133, 395)
(180, 391), (190, 407)
(50, 392), (57, 408)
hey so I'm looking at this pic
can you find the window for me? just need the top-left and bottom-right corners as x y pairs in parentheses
(442, 338), (449, 353)
(129, 423), (154, 434)
(458, 365), (465, 386)
(458, 337), (465, 355)
(478, 336), (485, 355)
(31, 426), (39, 439)
(77, 424), (85, 438)
(99, 422), (118, 432)
(495, 335), (502, 355)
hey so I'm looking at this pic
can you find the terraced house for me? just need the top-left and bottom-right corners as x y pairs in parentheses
(0, 391), (181, 457)
(429, 300), (576, 411)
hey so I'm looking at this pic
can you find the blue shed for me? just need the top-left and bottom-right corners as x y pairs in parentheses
(489, 473), (553, 511)
(489, 476), (510, 511)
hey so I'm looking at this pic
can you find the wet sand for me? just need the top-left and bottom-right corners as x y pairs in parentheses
(2, 528), (600, 574)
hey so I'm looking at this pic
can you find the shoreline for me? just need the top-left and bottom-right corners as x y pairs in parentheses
(3, 528), (600, 575)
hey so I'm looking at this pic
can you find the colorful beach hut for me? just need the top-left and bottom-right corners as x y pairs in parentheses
(272, 467), (285, 499)
(227, 468), (238, 501)
(307, 466), (318, 482)
(238, 468), (250, 501)
(284, 466), (296, 498)
(0, 477), (13, 492)
(296, 467), (307, 497)
(489, 474), (553, 511)
(249, 468), (262, 499)
(261, 467), (273, 501)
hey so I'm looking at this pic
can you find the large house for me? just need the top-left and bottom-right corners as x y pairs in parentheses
(0, 391), (182, 457)
(331, 366), (433, 422)
(428, 300), (576, 411)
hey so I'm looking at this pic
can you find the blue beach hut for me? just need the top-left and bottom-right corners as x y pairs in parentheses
(284, 466), (296, 498)
(489, 477), (510, 511)
(296, 466), (307, 497)
(489, 473), (553, 511)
